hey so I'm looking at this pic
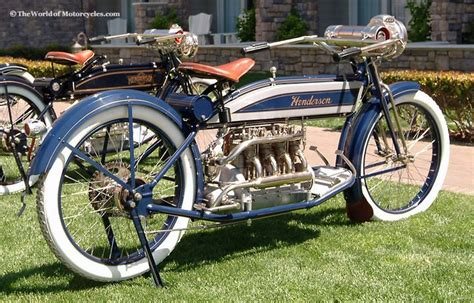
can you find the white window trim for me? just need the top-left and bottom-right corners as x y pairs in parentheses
(349, 0), (393, 25)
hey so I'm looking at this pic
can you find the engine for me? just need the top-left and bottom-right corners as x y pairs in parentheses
(201, 123), (313, 212)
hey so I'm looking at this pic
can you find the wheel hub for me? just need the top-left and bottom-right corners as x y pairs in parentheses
(2, 129), (28, 155)
(89, 162), (130, 216)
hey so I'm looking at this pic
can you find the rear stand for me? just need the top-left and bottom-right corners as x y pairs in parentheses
(130, 208), (164, 287)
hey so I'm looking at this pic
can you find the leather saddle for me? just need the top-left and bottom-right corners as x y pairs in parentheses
(45, 50), (95, 66)
(178, 58), (255, 83)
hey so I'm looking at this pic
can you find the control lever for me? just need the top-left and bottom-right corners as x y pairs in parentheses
(332, 47), (362, 62)
(241, 42), (270, 55)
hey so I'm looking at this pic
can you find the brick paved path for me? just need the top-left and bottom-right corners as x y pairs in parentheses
(54, 102), (473, 195)
(303, 127), (474, 195)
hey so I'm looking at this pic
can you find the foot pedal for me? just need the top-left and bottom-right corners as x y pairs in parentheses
(309, 145), (330, 166)
(0, 166), (5, 183)
(311, 166), (354, 198)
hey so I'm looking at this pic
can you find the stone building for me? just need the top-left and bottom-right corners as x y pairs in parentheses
(1, 0), (473, 72)
(1, 0), (473, 49)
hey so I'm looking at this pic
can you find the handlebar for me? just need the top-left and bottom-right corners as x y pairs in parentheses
(242, 36), (404, 62)
(89, 33), (185, 44)
(88, 35), (106, 43)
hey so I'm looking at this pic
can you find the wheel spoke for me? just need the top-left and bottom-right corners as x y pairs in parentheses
(361, 102), (442, 213)
(51, 117), (184, 264)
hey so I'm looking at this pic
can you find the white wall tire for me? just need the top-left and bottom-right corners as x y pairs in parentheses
(0, 83), (53, 194)
(37, 105), (196, 282)
(346, 91), (450, 221)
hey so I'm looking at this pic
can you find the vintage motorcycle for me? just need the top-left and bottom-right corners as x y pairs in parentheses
(0, 28), (203, 195)
(28, 15), (449, 287)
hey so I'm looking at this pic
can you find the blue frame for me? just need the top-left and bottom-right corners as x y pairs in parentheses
(26, 55), (429, 288)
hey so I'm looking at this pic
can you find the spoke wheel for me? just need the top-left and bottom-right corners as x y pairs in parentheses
(345, 91), (449, 221)
(0, 84), (53, 194)
(37, 105), (196, 282)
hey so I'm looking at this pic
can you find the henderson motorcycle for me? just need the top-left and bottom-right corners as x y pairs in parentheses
(0, 27), (205, 195)
(27, 15), (450, 287)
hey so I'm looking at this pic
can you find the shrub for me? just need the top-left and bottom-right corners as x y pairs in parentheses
(236, 8), (256, 42)
(149, 8), (180, 29)
(0, 44), (71, 61)
(405, 0), (432, 42)
(275, 8), (308, 41)
(382, 70), (473, 142)
(0, 56), (71, 78)
(462, 21), (474, 44)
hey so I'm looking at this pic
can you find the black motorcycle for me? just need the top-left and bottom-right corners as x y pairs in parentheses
(0, 30), (203, 195)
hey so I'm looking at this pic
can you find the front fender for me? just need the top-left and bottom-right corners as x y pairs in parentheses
(339, 81), (421, 164)
(337, 81), (420, 219)
(29, 89), (186, 175)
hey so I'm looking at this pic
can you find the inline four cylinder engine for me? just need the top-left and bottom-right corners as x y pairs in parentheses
(202, 123), (313, 212)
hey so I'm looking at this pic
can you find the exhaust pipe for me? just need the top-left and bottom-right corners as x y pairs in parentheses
(24, 119), (47, 137)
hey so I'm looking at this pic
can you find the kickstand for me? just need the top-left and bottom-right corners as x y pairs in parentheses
(18, 190), (28, 217)
(130, 208), (164, 288)
(17, 172), (32, 217)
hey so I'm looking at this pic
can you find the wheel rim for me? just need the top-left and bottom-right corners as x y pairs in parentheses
(361, 102), (442, 213)
(58, 118), (184, 265)
(0, 93), (43, 186)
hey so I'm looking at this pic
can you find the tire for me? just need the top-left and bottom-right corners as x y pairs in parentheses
(345, 91), (449, 221)
(37, 105), (196, 282)
(0, 82), (53, 194)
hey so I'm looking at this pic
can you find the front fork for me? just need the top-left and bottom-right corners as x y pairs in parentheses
(1, 81), (31, 214)
(367, 59), (408, 158)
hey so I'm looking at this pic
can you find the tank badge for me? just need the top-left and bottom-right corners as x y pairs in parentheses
(290, 95), (332, 107)
(127, 72), (153, 85)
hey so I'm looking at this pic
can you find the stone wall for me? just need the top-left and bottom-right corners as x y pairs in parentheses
(255, 0), (318, 42)
(92, 43), (474, 73)
(0, 0), (93, 48)
(431, 0), (474, 43)
(133, 0), (188, 34)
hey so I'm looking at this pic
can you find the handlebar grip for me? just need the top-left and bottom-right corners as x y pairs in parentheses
(88, 35), (106, 43)
(333, 47), (362, 62)
(136, 39), (157, 46)
(241, 42), (270, 55)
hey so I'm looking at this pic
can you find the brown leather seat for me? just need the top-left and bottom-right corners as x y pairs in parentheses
(178, 58), (255, 83)
(45, 50), (95, 66)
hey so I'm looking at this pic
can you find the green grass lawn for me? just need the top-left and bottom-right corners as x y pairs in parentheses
(0, 188), (472, 301)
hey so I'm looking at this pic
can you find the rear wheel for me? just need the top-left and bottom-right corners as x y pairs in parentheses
(345, 91), (449, 221)
(0, 83), (53, 194)
(37, 105), (196, 282)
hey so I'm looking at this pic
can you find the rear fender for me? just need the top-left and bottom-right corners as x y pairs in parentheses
(29, 90), (204, 196)
(0, 64), (34, 83)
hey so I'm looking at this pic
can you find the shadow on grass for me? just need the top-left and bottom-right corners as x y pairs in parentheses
(0, 262), (109, 295)
(0, 206), (350, 294)
(163, 206), (351, 272)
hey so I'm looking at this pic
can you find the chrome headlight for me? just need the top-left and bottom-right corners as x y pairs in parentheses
(324, 15), (408, 59)
(177, 33), (199, 59)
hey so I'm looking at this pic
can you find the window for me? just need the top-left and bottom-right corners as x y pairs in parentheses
(188, 0), (248, 33)
(318, 0), (408, 35)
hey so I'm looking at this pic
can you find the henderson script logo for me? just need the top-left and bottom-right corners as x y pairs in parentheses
(127, 72), (153, 85)
(290, 95), (332, 107)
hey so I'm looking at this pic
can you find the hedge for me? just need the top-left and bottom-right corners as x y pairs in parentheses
(0, 56), (71, 78)
(0, 44), (70, 60)
(0, 56), (472, 142)
(381, 70), (473, 143)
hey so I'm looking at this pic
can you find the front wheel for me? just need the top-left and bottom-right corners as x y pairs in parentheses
(345, 91), (450, 221)
(37, 105), (196, 282)
(0, 82), (54, 194)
